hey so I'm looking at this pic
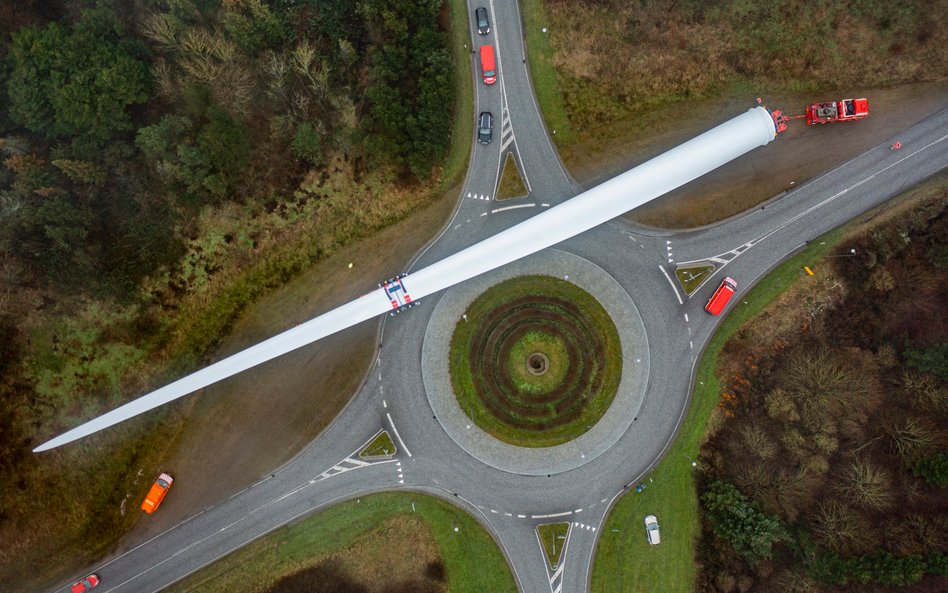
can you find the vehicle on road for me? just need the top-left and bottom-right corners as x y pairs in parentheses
(141, 472), (173, 514)
(380, 274), (417, 315)
(479, 45), (496, 85)
(805, 98), (869, 125)
(478, 112), (493, 144)
(644, 515), (661, 545)
(71, 574), (99, 592)
(475, 7), (490, 35)
(705, 277), (737, 316)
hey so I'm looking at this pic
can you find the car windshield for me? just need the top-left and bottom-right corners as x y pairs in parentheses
(157, 478), (169, 488)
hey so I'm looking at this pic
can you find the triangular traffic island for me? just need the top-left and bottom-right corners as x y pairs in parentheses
(358, 430), (397, 460)
(497, 152), (527, 200)
(536, 522), (571, 570)
(676, 263), (716, 296)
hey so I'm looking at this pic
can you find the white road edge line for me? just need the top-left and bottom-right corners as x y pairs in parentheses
(491, 203), (535, 213)
(531, 510), (573, 519)
(659, 265), (683, 305)
(385, 412), (412, 457)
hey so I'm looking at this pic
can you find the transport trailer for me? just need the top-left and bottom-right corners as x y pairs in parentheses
(379, 274), (418, 315)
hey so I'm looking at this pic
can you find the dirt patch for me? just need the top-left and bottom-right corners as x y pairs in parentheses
(119, 187), (459, 546)
(558, 81), (948, 228)
(263, 516), (446, 593)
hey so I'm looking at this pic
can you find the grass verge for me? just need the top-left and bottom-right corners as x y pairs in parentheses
(359, 430), (396, 459)
(676, 264), (716, 296)
(440, 0), (475, 194)
(591, 233), (843, 593)
(163, 492), (517, 593)
(537, 522), (570, 570)
(497, 152), (528, 200)
(519, 0), (574, 144)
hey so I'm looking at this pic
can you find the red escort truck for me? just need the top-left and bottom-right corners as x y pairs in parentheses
(705, 277), (737, 316)
(479, 45), (496, 85)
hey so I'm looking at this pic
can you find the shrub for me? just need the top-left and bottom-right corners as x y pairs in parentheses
(291, 121), (325, 167)
(904, 342), (948, 381)
(912, 452), (948, 487)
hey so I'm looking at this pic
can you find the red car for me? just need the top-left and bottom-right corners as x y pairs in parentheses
(71, 574), (99, 593)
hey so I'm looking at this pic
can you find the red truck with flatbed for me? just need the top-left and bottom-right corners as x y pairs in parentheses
(805, 98), (869, 125)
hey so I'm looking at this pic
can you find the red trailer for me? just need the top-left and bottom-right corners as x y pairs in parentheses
(805, 98), (869, 125)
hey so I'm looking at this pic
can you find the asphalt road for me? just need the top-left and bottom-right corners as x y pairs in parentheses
(48, 2), (948, 592)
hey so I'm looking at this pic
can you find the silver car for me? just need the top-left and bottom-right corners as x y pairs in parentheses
(644, 514), (661, 545)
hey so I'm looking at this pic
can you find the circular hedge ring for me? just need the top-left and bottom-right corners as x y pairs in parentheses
(449, 275), (623, 447)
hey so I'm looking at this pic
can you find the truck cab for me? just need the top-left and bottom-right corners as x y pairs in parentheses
(141, 473), (173, 514)
(705, 277), (737, 316)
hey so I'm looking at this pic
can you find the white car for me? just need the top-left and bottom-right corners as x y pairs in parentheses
(644, 514), (661, 545)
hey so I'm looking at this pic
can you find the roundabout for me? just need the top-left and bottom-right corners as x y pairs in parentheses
(448, 275), (623, 448)
(422, 248), (650, 475)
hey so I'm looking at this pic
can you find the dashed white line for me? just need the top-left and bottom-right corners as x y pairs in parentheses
(684, 313), (689, 322)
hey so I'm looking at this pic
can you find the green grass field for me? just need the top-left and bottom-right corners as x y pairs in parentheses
(519, 0), (574, 144)
(163, 492), (516, 593)
(591, 233), (841, 593)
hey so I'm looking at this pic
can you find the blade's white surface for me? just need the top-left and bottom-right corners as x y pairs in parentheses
(34, 107), (776, 451)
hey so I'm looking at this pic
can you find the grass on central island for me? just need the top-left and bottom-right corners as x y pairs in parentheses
(450, 275), (623, 448)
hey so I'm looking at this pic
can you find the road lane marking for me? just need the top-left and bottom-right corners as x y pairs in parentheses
(659, 265), (683, 305)
(531, 510), (572, 519)
(385, 412), (412, 457)
(491, 203), (535, 213)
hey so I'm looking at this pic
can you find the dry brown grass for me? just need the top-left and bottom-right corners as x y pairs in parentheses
(544, 0), (947, 128)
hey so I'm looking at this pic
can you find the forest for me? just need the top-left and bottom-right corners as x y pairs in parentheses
(697, 186), (948, 592)
(0, 0), (455, 586)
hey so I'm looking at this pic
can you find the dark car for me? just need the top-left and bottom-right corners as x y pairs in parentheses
(475, 7), (490, 35)
(478, 112), (493, 144)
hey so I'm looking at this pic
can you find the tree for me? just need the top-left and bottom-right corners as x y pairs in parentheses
(5, 8), (150, 147)
(136, 103), (249, 203)
(222, 0), (288, 55)
(701, 479), (787, 562)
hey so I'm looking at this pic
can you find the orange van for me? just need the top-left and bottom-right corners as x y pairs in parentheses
(141, 473), (173, 514)
(479, 45), (496, 85)
(705, 277), (737, 316)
